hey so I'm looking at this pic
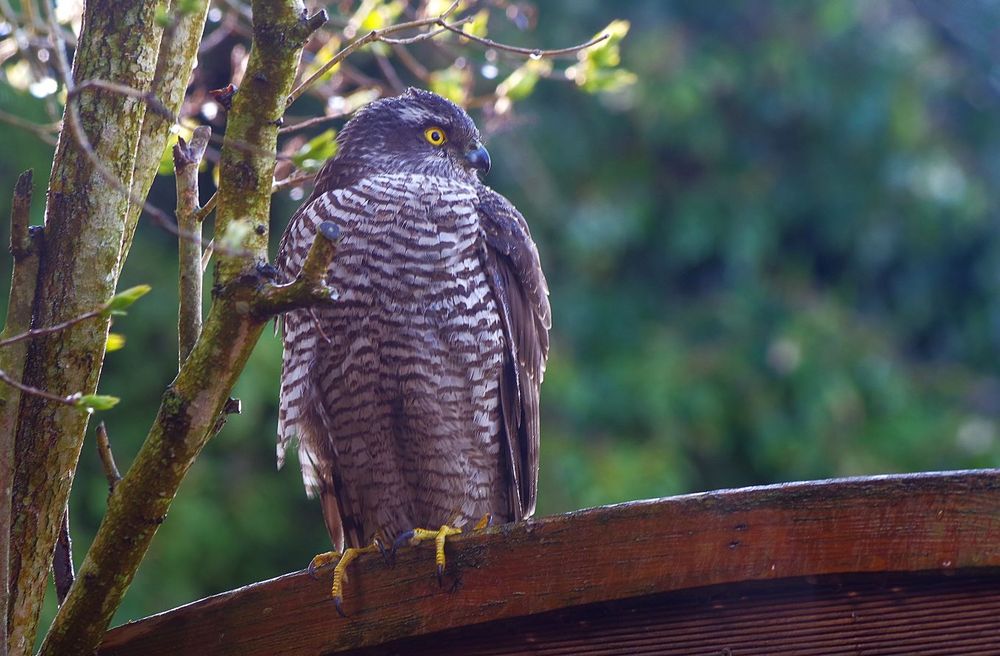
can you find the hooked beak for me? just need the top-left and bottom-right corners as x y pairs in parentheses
(465, 144), (491, 175)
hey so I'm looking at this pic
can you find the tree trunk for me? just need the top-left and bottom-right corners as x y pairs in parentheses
(5, 2), (163, 653)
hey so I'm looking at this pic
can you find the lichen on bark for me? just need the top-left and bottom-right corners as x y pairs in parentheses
(37, 3), (329, 654)
(6, 2), (164, 653)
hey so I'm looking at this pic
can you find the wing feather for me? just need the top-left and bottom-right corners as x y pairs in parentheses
(477, 187), (550, 519)
(276, 164), (366, 550)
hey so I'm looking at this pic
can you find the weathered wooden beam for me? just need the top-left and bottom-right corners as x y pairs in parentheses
(99, 470), (1000, 655)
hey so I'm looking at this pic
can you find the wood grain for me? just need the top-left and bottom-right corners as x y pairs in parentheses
(346, 571), (1000, 655)
(99, 470), (1000, 655)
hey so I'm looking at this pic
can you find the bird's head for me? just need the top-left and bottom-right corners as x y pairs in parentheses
(334, 87), (490, 182)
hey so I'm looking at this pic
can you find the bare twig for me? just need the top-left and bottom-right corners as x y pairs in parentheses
(0, 368), (83, 408)
(379, 19), (468, 45)
(67, 79), (176, 123)
(279, 113), (347, 136)
(201, 240), (214, 273)
(96, 422), (122, 495)
(374, 51), (405, 93)
(0, 308), (105, 349)
(438, 23), (609, 58)
(286, 0), (462, 107)
(174, 126), (212, 367)
(193, 192), (218, 224)
(391, 42), (430, 80)
(273, 171), (315, 194)
(194, 163), (313, 233)
(52, 506), (74, 606)
(0, 109), (59, 145)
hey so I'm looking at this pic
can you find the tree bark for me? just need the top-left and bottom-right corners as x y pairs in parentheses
(5, 2), (163, 653)
(0, 171), (37, 656)
(37, 3), (328, 654)
(122, 0), (211, 258)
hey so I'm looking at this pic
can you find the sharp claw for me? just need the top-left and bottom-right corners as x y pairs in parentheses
(308, 562), (319, 580)
(391, 529), (415, 560)
(436, 563), (444, 586)
(333, 595), (348, 618)
(375, 538), (392, 566)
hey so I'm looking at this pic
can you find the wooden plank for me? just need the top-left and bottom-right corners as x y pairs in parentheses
(99, 470), (1000, 655)
(343, 571), (1000, 655)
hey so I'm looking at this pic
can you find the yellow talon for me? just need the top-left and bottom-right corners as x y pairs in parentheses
(309, 541), (382, 617)
(405, 525), (462, 578)
(473, 513), (493, 531)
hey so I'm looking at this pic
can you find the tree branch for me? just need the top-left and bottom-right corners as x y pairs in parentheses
(253, 221), (340, 317)
(174, 126), (212, 366)
(437, 22), (609, 58)
(6, 0), (164, 650)
(285, 0), (461, 107)
(122, 0), (211, 257)
(0, 308), (105, 348)
(38, 4), (330, 654)
(1, 171), (37, 656)
(52, 506), (73, 606)
(95, 422), (122, 495)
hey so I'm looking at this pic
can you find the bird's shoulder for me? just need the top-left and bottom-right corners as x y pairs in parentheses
(474, 185), (552, 330)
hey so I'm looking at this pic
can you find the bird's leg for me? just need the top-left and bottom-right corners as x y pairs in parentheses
(393, 525), (462, 583)
(308, 539), (383, 617)
(390, 515), (492, 583)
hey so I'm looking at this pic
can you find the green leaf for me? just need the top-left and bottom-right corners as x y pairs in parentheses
(429, 66), (473, 105)
(105, 284), (152, 314)
(496, 59), (552, 102)
(76, 394), (121, 412)
(567, 20), (635, 95)
(465, 9), (489, 38)
(581, 20), (630, 69)
(304, 36), (343, 83)
(291, 129), (338, 173)
(106, 333), (126, 352)
(576, 67), (638, 94)
(358, 0), (405, 31)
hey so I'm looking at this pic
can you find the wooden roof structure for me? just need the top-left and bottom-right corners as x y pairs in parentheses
(99, 469), (1000, 655)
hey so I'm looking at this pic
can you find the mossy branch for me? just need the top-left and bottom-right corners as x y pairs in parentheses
(122, 0), (211, 257)
(5, 2), (163, 651)
(253, 220), (341, 317)
(37, 4), (329, 654)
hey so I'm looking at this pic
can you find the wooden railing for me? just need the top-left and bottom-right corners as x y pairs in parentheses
(99, 470), (1000, 655)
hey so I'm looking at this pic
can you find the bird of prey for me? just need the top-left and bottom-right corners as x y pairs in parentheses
(276, 88), (551, 611)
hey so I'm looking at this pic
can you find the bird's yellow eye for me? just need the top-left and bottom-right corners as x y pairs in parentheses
(424, 126), (447, 146)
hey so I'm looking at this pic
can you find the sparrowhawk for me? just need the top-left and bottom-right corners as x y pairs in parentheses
(276, 88), (550, 608)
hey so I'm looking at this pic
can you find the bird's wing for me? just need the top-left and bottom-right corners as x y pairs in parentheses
(477, 187), (551, 520)
(276, 174), (366, 551)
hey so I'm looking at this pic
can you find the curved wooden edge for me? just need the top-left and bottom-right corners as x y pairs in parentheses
(99, 470), (1000, 655)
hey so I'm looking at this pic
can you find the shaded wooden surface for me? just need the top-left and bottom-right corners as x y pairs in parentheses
(347, 571), (1000, 655)
(100, 470), (1000, 655)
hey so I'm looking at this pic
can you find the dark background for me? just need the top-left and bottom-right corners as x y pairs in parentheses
(0, 0), (997, 630)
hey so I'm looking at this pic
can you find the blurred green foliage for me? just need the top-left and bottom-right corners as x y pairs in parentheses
(0, 0), (997, 631)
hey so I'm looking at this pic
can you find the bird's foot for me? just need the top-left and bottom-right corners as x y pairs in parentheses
(308, 540), (384, 617)
(392, 524), (462, 584)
